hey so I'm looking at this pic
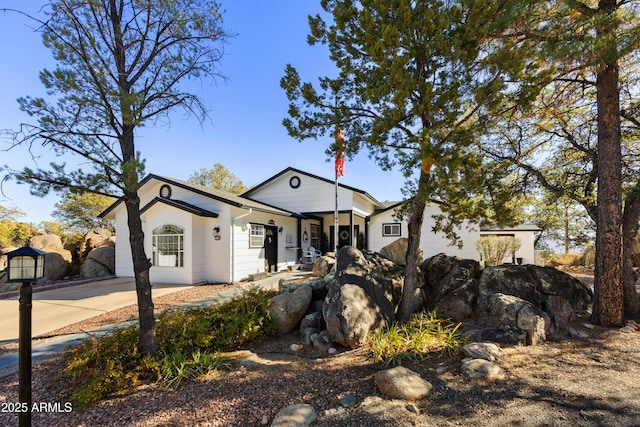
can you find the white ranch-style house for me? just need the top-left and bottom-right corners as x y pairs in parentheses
(102, 167), (539, 284)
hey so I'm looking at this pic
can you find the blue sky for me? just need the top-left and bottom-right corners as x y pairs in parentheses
(0, 1), (407, 225)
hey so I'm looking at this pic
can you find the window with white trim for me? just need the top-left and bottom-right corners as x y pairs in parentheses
(382, 223), (401, 237)
(310, 224), (321, 249)
(250, 223), (265, 248)
(152, 224), (184, 267)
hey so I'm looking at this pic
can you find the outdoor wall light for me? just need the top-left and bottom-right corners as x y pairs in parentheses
(213, 227), (221, 240)
(6, 245), (47, 427)
(279, 226), (283, 234)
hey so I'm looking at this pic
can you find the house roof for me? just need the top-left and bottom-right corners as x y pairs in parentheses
(140, 197), (219, 218)
(371, 200), (404, 215)
(480, 224), (542, 232)
(100, 174), (303, 219)
(242, 166), (385, 207)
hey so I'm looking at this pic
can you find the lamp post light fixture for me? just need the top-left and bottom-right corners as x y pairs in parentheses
(6, 246), (46, 427)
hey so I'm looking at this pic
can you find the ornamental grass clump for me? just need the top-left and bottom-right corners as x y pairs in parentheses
(63, 287), (277, 407)
(368, 310), (468, 366)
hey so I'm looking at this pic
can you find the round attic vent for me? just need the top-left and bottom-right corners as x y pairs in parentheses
(159, 184), (172, 199)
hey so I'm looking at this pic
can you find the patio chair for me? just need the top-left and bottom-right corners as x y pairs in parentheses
(302, 246), (322, 264)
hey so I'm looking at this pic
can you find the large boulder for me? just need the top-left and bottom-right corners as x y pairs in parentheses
(526, 266), (592, 313)
(478, 265), (592, 317)
(323, 246), (406, 348)
(41, 252), (71, 282)
(269, 284), (312, 334)
(79, 259), (109, 279)
(380, 238), (410, 266)
(421, 257), (592, 345)
(80, 228), (115, 260)
(421, 253), (457, 288)
(86, 246), (115, 274)
(421, 255), (481, 321)
(478, 265), (544, 312)
(30, 234), (72, 263)
(313, 255), (335, 277)
(487, 293), (551, 345)
(80, 246), (116, 278)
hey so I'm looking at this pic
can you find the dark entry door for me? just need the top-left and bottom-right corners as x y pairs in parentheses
(330, 225), (351, 251)
(264, 225), (278, 272)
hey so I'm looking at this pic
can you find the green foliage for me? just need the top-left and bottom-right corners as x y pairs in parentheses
(52, 192), (116, 233)
(63, 287), (277, 407)
(475, 235), (522, 266)
(160, 350), (226, 389)
(156, 287), (277, 355)
(281, 1), (535, 246)
(368, 310), (467, 366)
(188, 163), (248, 194)
(64, 326), (159, 408)
(536, 247), (556, 267)
(2, 0), (234, 357)
(4, 0), (232, 198)
(0, 220), (37, 249)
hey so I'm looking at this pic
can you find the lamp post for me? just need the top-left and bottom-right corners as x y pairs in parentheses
(6, 246), (46, 427)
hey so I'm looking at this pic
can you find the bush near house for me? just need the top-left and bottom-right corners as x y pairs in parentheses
(64, 287), (277, 407)
(475, 236), (522, 266)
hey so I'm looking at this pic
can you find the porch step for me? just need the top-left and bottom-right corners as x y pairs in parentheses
(248, 272), (268, 281)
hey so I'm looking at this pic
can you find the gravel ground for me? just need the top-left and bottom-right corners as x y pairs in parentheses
(1, 273), (640, 426)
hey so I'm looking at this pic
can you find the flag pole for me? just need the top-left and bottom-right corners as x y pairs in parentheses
(334, 164), (339, 257)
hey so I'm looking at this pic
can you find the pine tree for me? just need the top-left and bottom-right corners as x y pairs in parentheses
(281, 0), (528, 321)
(3, 0), (231, 354)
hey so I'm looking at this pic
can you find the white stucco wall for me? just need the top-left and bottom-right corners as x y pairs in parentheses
(229, 208), (298, 282)
(113, 209), (133, 278)
(368, 204), (480, 260)
(247, 170), (364, 214)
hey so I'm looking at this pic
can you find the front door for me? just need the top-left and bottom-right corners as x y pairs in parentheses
(330, 225), (351, 251)
(264, 225), (278, 272)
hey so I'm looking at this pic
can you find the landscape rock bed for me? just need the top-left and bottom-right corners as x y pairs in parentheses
(1, 319), (639, 426)
(2, 259), (640, 426)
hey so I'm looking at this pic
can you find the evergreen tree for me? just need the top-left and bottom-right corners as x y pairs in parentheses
(281, 0), (529, 321)
(1, 0), (232, 355)
(188, 163), (247, 194)
(52, 192), (116, 233)
(494, 0), (640, 324)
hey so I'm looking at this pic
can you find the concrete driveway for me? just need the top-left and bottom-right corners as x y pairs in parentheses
(0, 277), (193, 343)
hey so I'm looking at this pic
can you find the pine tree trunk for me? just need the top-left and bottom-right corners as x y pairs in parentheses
(622, 183), (640, 318)
(398, 170), (428, 322)
(124, 190), (157, 356)
(591, 37), (623, 326)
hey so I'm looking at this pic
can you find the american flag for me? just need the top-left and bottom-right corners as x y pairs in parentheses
(335, 128), (345, 177)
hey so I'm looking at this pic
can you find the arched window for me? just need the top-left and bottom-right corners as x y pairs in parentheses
(152, 224), (184, 267)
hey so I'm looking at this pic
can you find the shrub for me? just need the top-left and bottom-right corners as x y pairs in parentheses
(476, 236), (521, 266)
(64, 287), (277, 407)
(368, 310), (468, 366)
(549, 252), (582, 267)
